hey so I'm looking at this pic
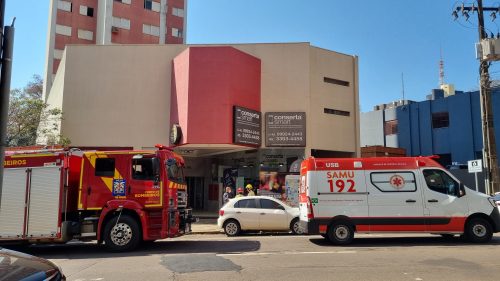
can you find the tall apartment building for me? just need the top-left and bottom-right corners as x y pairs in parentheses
(44, 0), (187, 98)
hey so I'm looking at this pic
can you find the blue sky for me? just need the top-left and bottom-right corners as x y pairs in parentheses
(5, 0), (492, 111)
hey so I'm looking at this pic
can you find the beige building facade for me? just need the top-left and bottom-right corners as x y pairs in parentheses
(45, 43), (359, 212)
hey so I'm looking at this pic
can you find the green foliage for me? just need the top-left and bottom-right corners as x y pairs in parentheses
(7, 75), (70, 147)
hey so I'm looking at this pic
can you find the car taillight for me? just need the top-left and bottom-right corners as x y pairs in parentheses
(219, 210), (224, 216)
(307, 197), (314, 219)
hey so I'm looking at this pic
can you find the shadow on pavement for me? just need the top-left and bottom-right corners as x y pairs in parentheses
(4, 239), (261, 260)
(309, 235), (500, 247)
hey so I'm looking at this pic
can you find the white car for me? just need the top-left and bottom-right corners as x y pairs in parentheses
(218, 196), (302, 236)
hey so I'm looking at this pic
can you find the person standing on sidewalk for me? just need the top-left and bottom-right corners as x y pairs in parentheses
(246, 184), (255, 196)
(235, 187), (244, 198)
(223, 186), (233, 204)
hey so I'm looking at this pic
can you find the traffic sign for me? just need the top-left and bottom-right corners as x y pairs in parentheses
(468, 159), (483, 173)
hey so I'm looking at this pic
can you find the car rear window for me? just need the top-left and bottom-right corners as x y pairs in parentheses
(234, 199), (257, 208)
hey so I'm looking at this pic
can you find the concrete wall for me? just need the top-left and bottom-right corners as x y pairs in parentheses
(308, 47), (359, 156)
(360, 110), (384, 147)
(45, 43), (359, 156)
(57, 44), (187, 148)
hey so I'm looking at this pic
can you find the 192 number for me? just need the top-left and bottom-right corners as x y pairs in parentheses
(328, 179), (356, 192)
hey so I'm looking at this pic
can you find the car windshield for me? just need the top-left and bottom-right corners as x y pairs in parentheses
(166, 161), (185, 184)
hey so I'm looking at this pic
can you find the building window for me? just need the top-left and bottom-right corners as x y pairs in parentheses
(432, 112), (449, 128)
(172, 27), (183, 38)
(144, 0), (160, 12)
(95, 158), (115, 177)
(132, 158), (157, 181)
(172, 7), (185, 17)
(112, 17), (131, 30)
(78, 29), (94, 41)
(324, 108), (350, 116)
(384, 120), (398, 135)
(143, 24), (160, 36)
(370, 172), (417, 192)
(57, 0), (72, 12)
(115, 0), (131, 4)
(55, 24), (72, 37)
(80, 5), (94, 17)
(324, 77), (350, 87)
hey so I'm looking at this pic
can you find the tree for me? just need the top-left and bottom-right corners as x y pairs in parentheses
(7, 75), (69, 147)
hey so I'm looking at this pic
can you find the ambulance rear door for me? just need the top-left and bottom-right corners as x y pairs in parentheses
(310, 167), (369, 220)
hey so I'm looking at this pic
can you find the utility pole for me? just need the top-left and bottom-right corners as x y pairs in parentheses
(0, 0), (15, 208)
(454, 0), (500, 194)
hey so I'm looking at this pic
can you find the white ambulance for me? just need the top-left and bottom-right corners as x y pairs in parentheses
(299, 156), (500, 245)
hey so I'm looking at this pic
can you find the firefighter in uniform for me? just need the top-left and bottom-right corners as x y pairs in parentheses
(246, 184), (255, 196)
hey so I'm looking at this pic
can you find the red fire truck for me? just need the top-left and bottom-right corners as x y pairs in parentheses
(0, 145), (195, 251)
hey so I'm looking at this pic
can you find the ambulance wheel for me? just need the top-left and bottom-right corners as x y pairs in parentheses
(327, 222), (354, 245)
(104, 215), (141, 252)
(223, 219), (241, 237)
(465, 218), (493, 243)
(290, 218), (302, 235)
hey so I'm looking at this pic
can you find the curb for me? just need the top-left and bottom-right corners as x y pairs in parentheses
(191, 230), (224, 235)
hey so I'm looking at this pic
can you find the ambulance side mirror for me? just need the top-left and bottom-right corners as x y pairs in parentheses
(458, 183), (466, 197)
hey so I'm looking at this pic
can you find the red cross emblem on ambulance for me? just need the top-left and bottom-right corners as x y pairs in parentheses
(390, 175), (405, 190)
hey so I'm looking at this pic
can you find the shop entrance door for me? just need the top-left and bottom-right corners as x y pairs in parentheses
(187, 177), (205, 210)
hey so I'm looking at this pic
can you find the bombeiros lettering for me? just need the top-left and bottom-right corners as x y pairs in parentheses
(4, 159), (27, 166)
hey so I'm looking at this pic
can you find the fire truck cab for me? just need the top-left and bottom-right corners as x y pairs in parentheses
(299, 156), (500, 245)
(0, 145), (194, 251)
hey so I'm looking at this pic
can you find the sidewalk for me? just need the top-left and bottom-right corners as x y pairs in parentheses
(191, 218), (222, 234)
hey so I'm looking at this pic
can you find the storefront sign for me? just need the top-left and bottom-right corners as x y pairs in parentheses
(233, 106), (261, 146)
(265, 112), (306, 147)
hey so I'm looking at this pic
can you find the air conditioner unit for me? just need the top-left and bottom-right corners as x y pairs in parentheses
(111, 26), (119, 33)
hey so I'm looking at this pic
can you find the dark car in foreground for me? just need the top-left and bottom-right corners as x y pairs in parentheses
(0, 247), (65, 281)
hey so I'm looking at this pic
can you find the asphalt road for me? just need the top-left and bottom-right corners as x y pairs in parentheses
(7, 233), (500, 281)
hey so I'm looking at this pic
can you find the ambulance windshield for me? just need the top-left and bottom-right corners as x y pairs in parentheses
(166, 160), (185, 184)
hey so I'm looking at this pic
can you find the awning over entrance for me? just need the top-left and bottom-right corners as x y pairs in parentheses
(172, 144), (255, 158)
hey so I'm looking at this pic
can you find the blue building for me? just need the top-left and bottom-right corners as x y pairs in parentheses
(361, 88), (500, 168)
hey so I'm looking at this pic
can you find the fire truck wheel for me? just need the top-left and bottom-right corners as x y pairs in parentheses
(327, 222), (354, 245)
(223, 219), (241, 237)
(104, 215), (141, 251)
(290, 218), (302, 235)
(465, 217), (493, 243)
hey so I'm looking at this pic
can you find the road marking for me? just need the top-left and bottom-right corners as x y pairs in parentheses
(218, 250), (356, 257)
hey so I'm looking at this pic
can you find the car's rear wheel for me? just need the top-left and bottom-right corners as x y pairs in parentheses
(223, 219), (241, 237)
(290, 218), (302, 235)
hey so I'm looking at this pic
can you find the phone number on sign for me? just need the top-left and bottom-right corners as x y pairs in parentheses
(276, 136), (303, 141)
